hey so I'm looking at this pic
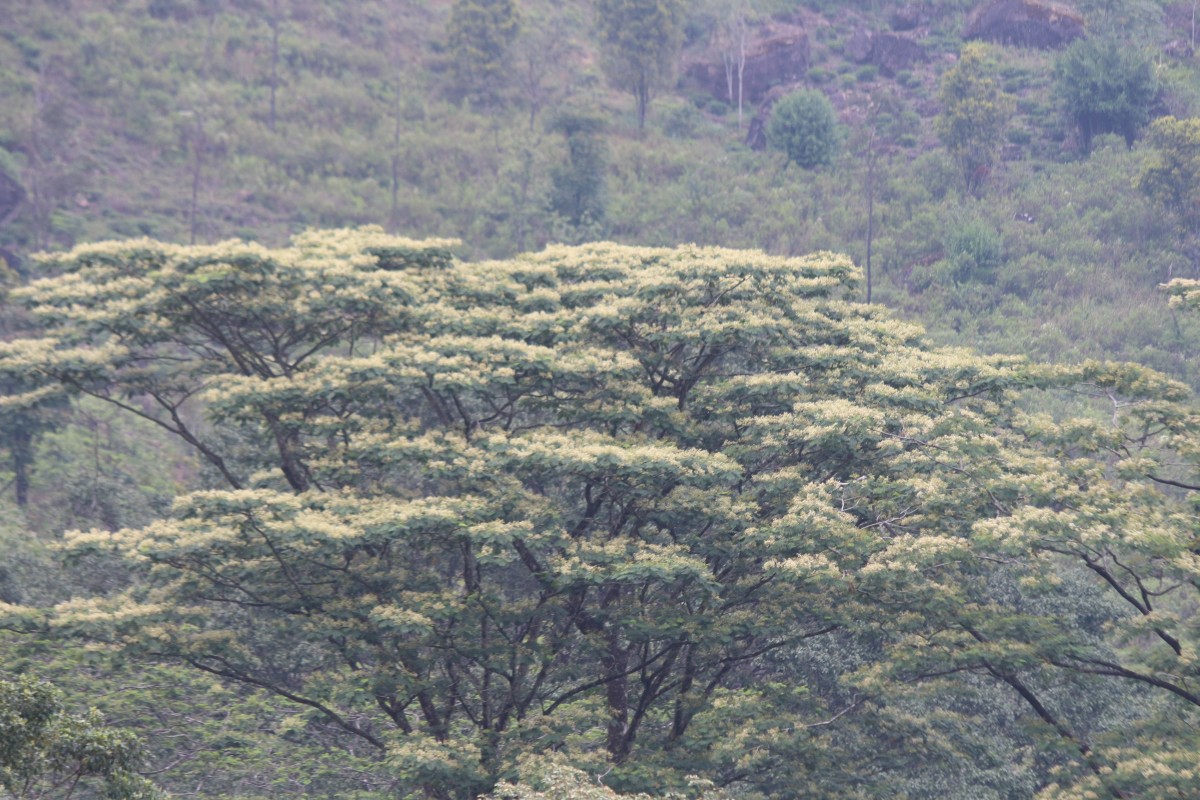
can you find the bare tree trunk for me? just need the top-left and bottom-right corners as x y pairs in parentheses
(723, 51), (734, 105)
(269, 0), (280, 132)
(390, 84), (401, 229)
(736, 23), (746, 131)
(189, 128), (204, 245)
(604, 632), (631, 761)
(28, 65), (51, 251)
(636, 77), (648, 131)
(513, 144), (535, 252)
(865, 132), (876, 304)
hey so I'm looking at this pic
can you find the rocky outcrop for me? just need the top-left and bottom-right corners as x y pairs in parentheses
(847, 29), (928, 76)
(1164, 38), (1194, 59)
(685, 22), (809, 106)
(874, 32), (928, 75)
(964, 0), (1084, 48)
(745, 84), (794, 151)
(889, 4), (929, 31)
(0, 169), (24, 228)
(847, 28), (874, 62)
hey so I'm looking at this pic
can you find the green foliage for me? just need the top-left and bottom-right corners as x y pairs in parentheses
(447, 0), (522, 107)
(942, 217), (1003, 284)
(1073, 0), (1167, 45)
(767, 89), (839, 169)
(2, 2), (1200, 795)
(484, 759), (730, 799)
(0, 292), (65, 509)
(1054, 37), (1156, 152)
(1135, 116), (1200, 233)
(0, 674), (158, 800)
(594, 0), (687, 129)
(935, 43), (1015, 194)
(659, 101), (704, 138)
(28, 397), (186, 532)
(4, 230), (1200, 799)
(549, 109), (609, 230)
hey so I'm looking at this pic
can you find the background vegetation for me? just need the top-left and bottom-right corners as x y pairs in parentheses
(0, 0), (1198, 377)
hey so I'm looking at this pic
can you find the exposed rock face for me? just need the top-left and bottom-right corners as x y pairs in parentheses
(847, 29), (928, 77)
(685, 22), (809, 106)
(872, 32), (928, 75)
(889, 4), (929, 31)
(0, 170), (24, 228)
(964, 0), (1084, 48)
(847, 28), (874, 63)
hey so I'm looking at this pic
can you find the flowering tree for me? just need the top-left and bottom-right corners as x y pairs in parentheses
(1, 229), (1198, 798)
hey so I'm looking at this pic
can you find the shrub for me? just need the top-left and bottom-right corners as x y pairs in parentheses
(807, 67), (831, 84)
(856, 64), (879, 82)
(1007, 128), (1032, 146)
(767, 89), (839, 168)
(662, 102), (703, 138)
(943, 218), (1004, 283)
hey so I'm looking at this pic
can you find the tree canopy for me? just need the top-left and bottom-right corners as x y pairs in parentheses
(936, 43), (1015, 194)
(1136, 116), (1200, 233)
(1, 229), (1199, 798)
(0, 675), (158, 800)
(594, 0), (687, 130)
(446, 0), (522, 107)
(766, 89), (839, 169)
(1054, 37), (1156, 152)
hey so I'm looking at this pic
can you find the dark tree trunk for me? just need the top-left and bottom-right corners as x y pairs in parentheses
(604, 630), (631, 760)
(635, 74), (649, 131)
(11, 426), (33, 507)
(269, 0), (279, 133)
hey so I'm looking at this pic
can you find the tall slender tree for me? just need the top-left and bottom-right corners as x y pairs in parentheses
(935, 43), (1014, 195)
(446, 0), (521, 107)
(594, 0), (686, 129)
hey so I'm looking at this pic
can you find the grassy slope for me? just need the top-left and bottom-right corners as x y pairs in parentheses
(0, 0), (1197, 386)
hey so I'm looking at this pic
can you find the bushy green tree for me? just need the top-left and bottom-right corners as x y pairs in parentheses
(1135, 116), (1200, 232)
(935, 43), (1014, 194)
(0, 675), (158, 800)
(1055, 37), (1156, 152)
(766, 89), (839, 169)
(446, 0), (522, 107)
(548, 109), (608, 230)
(942, 217), (1003, 284)
(594, 0), (686, 129)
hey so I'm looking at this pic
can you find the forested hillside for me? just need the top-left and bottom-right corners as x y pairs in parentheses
(1, 0), (1199, 372)
(2, 0), (1200, 798)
